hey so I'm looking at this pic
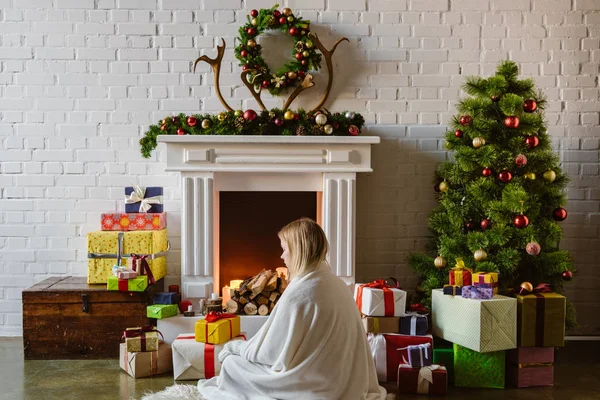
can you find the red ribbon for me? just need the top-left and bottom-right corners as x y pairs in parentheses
(204, 344), (215, 378)
(356, 279), (399, 317)
(131, 254), (156, 285)
(409, 303), (429, 314)
(118, 278), (129, 292)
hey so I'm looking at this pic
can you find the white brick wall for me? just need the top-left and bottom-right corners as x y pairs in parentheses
(0, 0), (599, 336)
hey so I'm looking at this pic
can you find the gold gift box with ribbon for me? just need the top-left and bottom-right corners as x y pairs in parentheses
(473, 272), (499, 295)
(517, 290), (565, 347)
(87, 230), (168, 284)
(195, 316), (241, 345)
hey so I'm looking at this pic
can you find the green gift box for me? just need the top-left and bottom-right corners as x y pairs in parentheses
(454, 343), (505, 389)
(107, 275), (148, 292)
(147, 304), (178, 319)
(433, 348), (454, 383)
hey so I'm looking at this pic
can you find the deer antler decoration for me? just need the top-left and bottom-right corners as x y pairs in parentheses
(307, 33), (349, 112)
(193, 38), (233, 112)
(240, 70), (268, 111)
(282, 74), (315, 112)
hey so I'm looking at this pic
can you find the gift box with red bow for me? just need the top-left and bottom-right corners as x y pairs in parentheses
(195, 313), (241, 345)
(123, 326), (162, 352)
(120, 342), (172, 378)
(380, 333), (434, 382)
(354, 279), (407, 317)
(516, 283), (565, 347)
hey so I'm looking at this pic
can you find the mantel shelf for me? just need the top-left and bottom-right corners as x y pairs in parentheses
(157, 135), (380, 145)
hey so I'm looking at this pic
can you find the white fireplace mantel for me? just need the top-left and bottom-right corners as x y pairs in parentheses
(157, 135), (380, 303)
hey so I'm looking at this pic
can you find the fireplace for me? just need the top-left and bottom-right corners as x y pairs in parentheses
(158, 135), (379, 308)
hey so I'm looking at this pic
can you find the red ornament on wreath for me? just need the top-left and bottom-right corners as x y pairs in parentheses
(459, 115), (472, 126)
(513, 214), (529, 229)
(515, 154), (527, 167)
(504, 116), (520, 128)
(454, 129), (463, 138)
(250, 9), (258, 18)
(348, 125), (359, 136)
(525, 136), (539, 149)
(187, 116), (197, 127)
(273, 9), (281, 17)
(240, 50), (248, 58)
(274, 118), (284, 127)
(562, 270), (573, 281)
(480, 218), (491, 230)
(524, 99), (537, 113)
(160, 124), (167, 131)
(482, 167), (492, 177)
(553, 207), (567, 221)
(243, 109), (257, 121)
(498, 170), (512, 183)
(177, 128), (185, 136)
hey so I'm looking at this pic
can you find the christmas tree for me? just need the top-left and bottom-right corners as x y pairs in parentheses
(410, 60), (575, 327)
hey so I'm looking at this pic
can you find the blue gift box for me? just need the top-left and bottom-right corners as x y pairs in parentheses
(399, 314), (429, 336)
(125, 186), (164, 213)
(153, 292), (181, 305)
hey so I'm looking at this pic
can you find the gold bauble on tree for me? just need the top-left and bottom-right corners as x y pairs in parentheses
(434, 256), (447, 269)
(543, 170), (556, 182)
(283, 110), (295, 120)
(524, 172), (536, 180)
(472, 137), (486, 148)
(474, 249), (488, 262)
(438, 181), (449, 192)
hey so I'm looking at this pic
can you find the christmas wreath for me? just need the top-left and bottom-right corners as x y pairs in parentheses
(235, 5), (322, 96)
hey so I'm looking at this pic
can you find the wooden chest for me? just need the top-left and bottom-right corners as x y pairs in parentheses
(22, 276), (163, 360)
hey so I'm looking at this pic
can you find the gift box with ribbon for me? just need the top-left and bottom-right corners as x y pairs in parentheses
(107, 275), (148, 292)
(119, 342), (172, 378)
(507, 347), (554, 388)
(153, 292), (182, 305)
(516, 283), (565, 347)
(172, 333), (247, 380)
(124, 326), (162, 353)
(147, 304), (179, 319)
(354, 279), (407, 317)
(112, 266), (138, 280)
(399, 313), (428, 336)
(399, 343), (432, 368)
(461, 285), (494, 300)
(362, 317), (399, 334)
(454, 343), (505, 388)
(449, 258), (472, 286)
(397, 365), (447, 395)
(195, 313), (241, 345)
(443, 285), (462, 296)
(102, 212), (167, 232)
(87, 230), (168, 284)
(473, 271), (499, 294)
(125, 186), (163, 213)
(381, 333), (434, 382)
(432, 288), (516, 353)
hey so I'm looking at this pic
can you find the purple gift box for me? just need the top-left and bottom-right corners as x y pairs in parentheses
(125, 186), (164, 213)
(399, 314), (429, 336)
(400, 343), (432, 368)
(461, 285), (493, 300)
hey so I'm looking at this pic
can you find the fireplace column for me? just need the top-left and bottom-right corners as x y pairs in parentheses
(323, 172), (356, 285)
(182, 173), (215, 300)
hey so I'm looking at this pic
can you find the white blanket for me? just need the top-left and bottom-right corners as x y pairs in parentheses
(198, 264), (387, 400)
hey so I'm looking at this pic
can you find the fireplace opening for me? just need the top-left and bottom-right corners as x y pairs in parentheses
(217, 191), (320, 296)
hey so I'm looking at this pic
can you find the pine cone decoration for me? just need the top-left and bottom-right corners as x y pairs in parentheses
(234, 116), (245, 131)
(311, 125), (324, 135)
(296, 125), (307, 136)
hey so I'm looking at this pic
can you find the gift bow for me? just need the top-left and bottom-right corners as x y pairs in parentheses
(519, 282), (552, 296)
(124, 185), (163, 213)
(204, 312), (237, 323)
(124, 326), (158, 339)
(455, 258), (466, 269)
(409, 303), (429, 313)
(131, 254), (156, 284)
(417, 364), (443, 395)
(355, 279), (400, 317)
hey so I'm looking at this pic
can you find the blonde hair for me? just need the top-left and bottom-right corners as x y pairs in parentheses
(278, 218), (329, 280)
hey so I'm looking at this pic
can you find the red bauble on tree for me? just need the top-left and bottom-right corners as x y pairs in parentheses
(524, 99), (537, 113)
(514, 214), (529, 229)
(187, 116), (197, 127)
(243, 109), (257, 121)
(562, 270), (573, 281)
(480, 218), (491, 230)
(454, 129), (463, 138)
(515, 154), (527, 167)
(553, 207), (568, 221)
(525, 136), (539, 148)
(459, 115), (472, 126)
(482, 167), (492, 177)
(504, 116), (520, 128)
(491, 95), (500, 102)
(466, 221), (476, 231)
(498, 170), (512, 183)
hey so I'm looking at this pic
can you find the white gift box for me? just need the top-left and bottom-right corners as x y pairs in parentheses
(354, 284), (407, 317)
(172, 333), (246, 380)
(432, 288), (517, 353)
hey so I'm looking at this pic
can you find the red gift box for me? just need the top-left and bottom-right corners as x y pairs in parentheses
(397, 365), (447, 395)
(507, 347), (554, 388)
(101, 212), (167, 231)
(383, 333), (433, 382)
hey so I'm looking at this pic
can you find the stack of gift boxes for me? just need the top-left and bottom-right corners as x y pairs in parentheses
(355, 280), (447, 395)
(356, 264), (566, 394)
(432, 259), (565, 390)
(120, 326), (173, 378)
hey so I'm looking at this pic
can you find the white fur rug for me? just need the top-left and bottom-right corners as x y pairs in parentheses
(141, 385), (396, 400)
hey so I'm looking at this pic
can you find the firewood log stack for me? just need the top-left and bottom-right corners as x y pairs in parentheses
(225, 269), (288, 316)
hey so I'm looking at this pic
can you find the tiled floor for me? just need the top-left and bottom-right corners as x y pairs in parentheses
(0, 337), (599, 399)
